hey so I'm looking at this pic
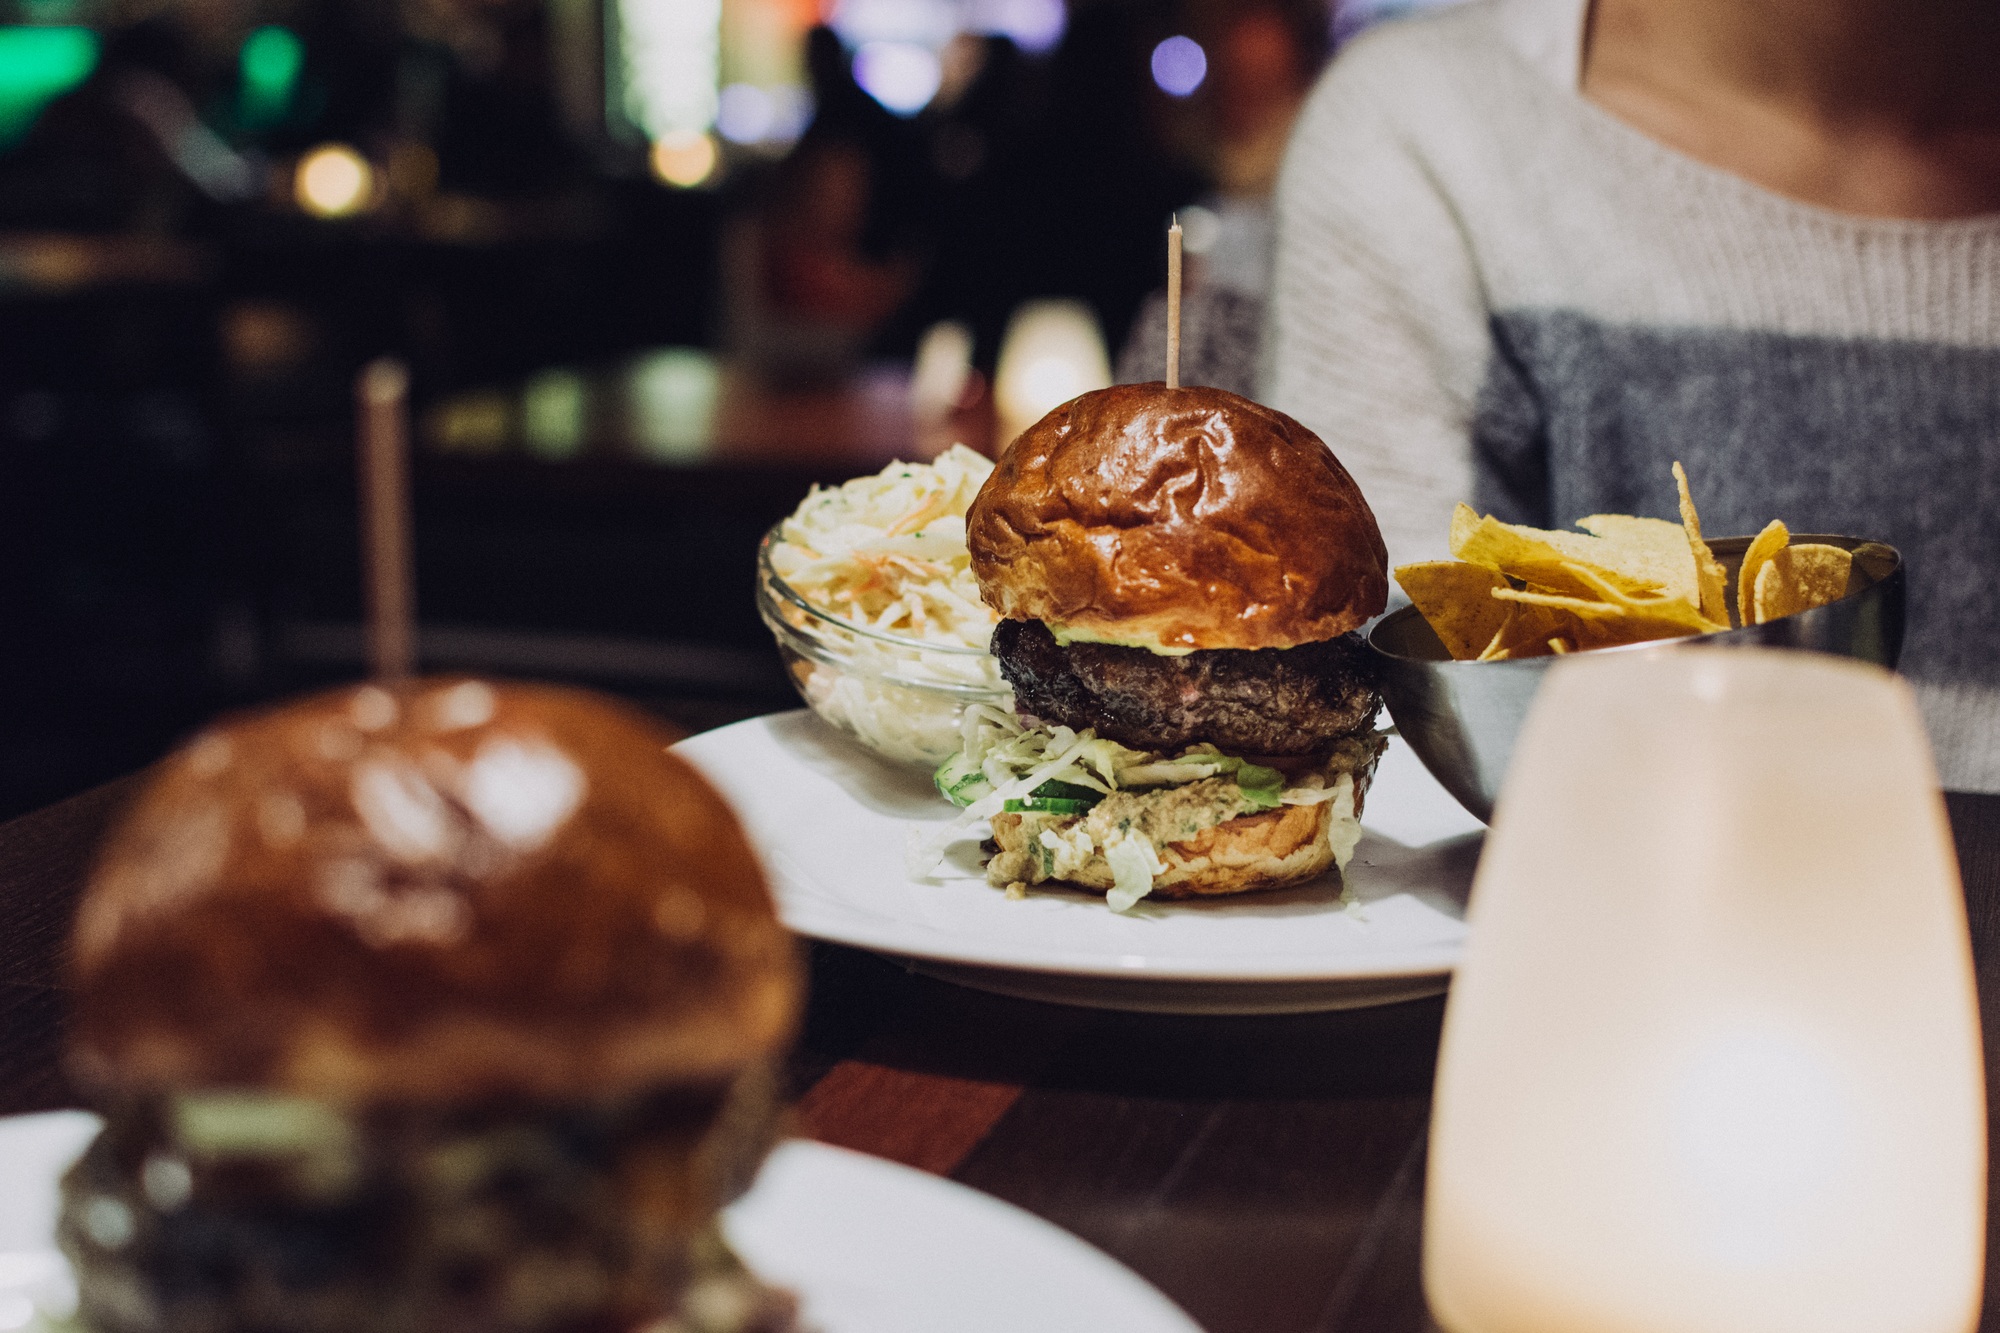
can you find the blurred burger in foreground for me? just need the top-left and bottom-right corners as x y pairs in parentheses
(61, 679), (801, 1333)
(932, 383), (1390, 912)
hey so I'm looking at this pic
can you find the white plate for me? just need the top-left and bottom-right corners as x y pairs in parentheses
(0, 1114), (1198, 1333)
(675, 711), (1486, 1013)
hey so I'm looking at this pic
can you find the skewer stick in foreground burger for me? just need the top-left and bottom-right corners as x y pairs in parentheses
(61, 678), (801, 1333)
(933, 383), (1391, 911)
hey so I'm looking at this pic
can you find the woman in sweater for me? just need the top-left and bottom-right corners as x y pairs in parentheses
(1264, 0), (2000, 788)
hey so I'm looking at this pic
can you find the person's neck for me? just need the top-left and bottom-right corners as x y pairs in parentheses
(1582, 0), (2000, 218)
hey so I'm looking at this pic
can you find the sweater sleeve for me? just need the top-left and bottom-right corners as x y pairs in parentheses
(1261, 27), (1498, 568)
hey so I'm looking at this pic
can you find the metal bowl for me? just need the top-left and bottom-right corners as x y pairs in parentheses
(1366, 535), (1904, 823)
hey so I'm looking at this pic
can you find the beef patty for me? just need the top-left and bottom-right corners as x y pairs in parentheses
(990, 618), (1380, 756)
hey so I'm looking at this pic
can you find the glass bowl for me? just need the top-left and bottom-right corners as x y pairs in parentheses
(756, 525), (1015, 767)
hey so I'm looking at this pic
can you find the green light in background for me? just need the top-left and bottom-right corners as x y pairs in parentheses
(524, 369), (588, 460)
(0, 26), (98, 146)
(629, 348), (718, 463)
(238, 25), (302, 128)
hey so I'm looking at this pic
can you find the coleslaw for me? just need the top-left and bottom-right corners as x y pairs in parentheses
(763, 446), (1012, 764)
(771, 445), (997, 651)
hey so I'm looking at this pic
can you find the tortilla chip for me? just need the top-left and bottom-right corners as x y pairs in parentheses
(1394, 561), (1512, 660)
(1451, 514), (1661, 601)
(1492, 588), (1706, 648)
(1475, 600), (1573, 661)
(1560, 563), (1728, 634)
(1672, 461), (1731, 626)
(1449, 502), (1481, 558)
(1753, 544), (1853, 623)
(1737, 520), (1791, 627)
(1575, 513), (1701, 610)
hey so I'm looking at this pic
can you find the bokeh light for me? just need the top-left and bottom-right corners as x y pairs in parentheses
(238, 25), (303, 128)
(970, 0), (1066, 54)
(716, 83), (773, 144)
(523, 370), (588, 460)
(1150, 35), (1207, 97)
(293, 144), (374, 218)
(0, 26), (98, 145)
(766, 86), (815, 141)
(853, 41), (941, 116)
(616, 0), (720, 141)
(993, 299), (1111, 445)
(649, 131), (718, 187)
(828, 0), (958, 51)
(715, 82), (813, 146)
(910, 319), (974, 420)
(630, 348), (720, 463)
(1178, 204), (1222, 255)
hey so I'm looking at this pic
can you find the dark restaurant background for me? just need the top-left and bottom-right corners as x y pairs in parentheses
(0, 0), (1453, 820)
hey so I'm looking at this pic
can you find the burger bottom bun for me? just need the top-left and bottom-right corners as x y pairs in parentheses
(990, 768), (1373, 900)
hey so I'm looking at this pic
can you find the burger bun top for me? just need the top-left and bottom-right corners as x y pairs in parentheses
(68, 679), (800, 1104)
(966, 384), (1388, 652)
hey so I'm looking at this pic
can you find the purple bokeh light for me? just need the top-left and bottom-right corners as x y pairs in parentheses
(1149, 35), (1206, 97)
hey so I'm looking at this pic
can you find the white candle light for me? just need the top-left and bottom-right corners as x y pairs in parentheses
(992, 299), (1111, 449)
(1426, 648), (1984, 1333)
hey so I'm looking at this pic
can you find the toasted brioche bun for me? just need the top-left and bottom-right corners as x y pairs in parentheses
(966, 383), (1388, 653)
(69, 679), (801, 1103)
(991, 769), (1373, 900)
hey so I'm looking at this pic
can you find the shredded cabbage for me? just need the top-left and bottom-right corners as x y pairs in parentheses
(914, 707), (1387, 910)
(767, 447), (1013, 764)
(1324, 774), (1362, 872)
(770, 445), (998, 652)
(1104, 836), (1167, 912)
(935, 706), (1347, 810)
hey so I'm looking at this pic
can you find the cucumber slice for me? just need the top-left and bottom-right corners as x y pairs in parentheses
(948, 774), (993, 804)
(1029, 779), (1102, 802)
(934, 752), (991, 806)
(1003, 797), (1096, 815)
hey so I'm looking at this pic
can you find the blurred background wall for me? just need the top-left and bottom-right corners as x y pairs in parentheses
(0, 0), (1460, 818)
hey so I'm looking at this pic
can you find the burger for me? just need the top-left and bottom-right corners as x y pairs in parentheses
(938, 383), (1389, 911)
(59, 679), (801, 1333)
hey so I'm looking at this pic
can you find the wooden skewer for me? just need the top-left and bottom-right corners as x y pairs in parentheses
(357, 357), (416, 681)
(1166, 216), (1182, 389)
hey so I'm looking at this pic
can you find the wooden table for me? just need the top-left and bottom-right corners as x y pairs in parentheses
(6, 773), (2000, 1333)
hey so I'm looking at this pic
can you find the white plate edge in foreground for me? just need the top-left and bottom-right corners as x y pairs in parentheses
(0, 1114), (1199, 1333)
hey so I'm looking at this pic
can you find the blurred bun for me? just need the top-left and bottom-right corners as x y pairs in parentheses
(966, 384), (1388, 652)
(991, 798), (1351, 899)
(69, 679), (800, 1103)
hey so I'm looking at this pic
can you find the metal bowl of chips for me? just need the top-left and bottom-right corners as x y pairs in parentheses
(1368, 536), (1904, 823)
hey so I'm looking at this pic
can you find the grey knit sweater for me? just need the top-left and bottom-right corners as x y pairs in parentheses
(1265, 0), (2000, 790)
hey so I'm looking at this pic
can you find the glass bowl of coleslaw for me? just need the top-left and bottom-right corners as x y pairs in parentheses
(757, 447), (1015, 767)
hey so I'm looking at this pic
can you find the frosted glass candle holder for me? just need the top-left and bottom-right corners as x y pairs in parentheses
(1425, 648), (1984, 1333)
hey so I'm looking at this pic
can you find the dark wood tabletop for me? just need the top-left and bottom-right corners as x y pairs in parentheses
(6, 769), (2000, 1333)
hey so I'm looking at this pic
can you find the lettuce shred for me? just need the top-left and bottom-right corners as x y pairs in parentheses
(910, 705), (1386, 911)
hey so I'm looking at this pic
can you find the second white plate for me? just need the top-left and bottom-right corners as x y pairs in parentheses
(0, 1114), (1199, 1333)
(675, 711), (1485, 1012)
